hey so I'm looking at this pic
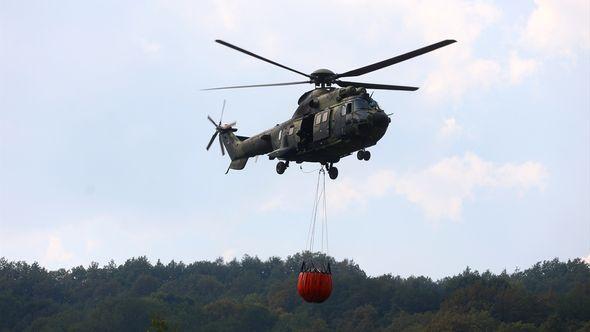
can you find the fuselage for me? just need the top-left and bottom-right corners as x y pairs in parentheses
(223, 86), (390, 165)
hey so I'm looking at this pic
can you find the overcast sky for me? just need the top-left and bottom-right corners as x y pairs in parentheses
(1, 0), (589, 279)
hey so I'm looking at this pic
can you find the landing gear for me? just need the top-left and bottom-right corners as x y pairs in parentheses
(357, 150), (371, 161)
(327, 163), (338, 180)
(276, 161), (288, 174)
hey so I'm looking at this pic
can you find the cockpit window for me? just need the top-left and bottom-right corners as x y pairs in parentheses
(369, 99), (380, 109)
(354, 99), (370, 110)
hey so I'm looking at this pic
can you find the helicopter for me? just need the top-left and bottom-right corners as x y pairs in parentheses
(204, 39), (456, 179)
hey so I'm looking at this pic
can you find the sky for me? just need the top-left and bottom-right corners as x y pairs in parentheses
(0, 0), (589, 279)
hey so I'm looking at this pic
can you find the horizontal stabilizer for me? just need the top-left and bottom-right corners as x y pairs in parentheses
(229, 157), (248, 171)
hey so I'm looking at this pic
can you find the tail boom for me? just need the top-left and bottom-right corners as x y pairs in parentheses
(220, 131), (273, 171)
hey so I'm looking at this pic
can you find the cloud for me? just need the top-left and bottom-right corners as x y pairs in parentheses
(307, 153), (548, 221)
(45, 235), (74, 263)
(85, 238), (100, 252)
(424, 52), (503, 101)
(214, 1), (239, 30)
(522, 0), (590, 57)
(223, 248), (236, 262)
(258, 153), (547, 222)
(396, 0), (500, 44)
(393, 0), (503, 101)
(257, 193), (303, 213)
(439, 117), (463, 138)
(0, 212), (234, 269)
(140, 39), (161, 54)
(328, 178), (365, 212)
(257, 196), (284, 213)
(389, 153), (548, 220)
(508, 51), (539, 84)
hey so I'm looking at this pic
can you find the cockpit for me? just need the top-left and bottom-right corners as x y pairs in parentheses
(353, 96), (381, 111)
(350, 95), (383, 121)
(353, 98), (370, 110)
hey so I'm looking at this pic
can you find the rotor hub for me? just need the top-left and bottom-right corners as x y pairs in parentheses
(310, 69), (336, 85)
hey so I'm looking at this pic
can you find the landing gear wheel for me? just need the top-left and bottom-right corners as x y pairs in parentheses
(357, 151), (364, 160)
(276, 161), (287, 174)
(328, 166), (338, 180)
(363, 151), (371, 161)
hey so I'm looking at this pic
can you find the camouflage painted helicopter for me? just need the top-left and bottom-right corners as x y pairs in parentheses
(205, 39), (456, 179)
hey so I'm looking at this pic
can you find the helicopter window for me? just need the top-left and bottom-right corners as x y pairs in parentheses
(321, 111), (328, 122)
(369, 99), (380, 109)
(346, 103), (352, 114)
(278, 129), (282, 140)
(354, 99), (370, 110)
(315, 115), (321, 125)
(340, 105), (346, 116)
(288, 126), (294, 135)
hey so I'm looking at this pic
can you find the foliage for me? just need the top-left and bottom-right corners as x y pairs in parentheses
(0, 254), (588, 331)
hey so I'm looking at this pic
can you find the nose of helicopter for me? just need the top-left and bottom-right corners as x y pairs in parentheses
(372, 111), (390, 128)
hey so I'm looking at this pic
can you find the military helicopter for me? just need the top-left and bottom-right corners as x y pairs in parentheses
(204, 39), (456, 179)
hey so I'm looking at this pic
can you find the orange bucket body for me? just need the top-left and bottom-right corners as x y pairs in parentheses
(297, 271), (333, 303)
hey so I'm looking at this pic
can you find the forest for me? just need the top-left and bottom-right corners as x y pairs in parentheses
(1, 253), (589, 331)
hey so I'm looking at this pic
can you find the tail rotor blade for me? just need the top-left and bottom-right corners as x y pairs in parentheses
(220, 99), (226, 125)
(207, 115), (218, 127)
(206, 131), (219, 150)
(219, 135), (225, 156)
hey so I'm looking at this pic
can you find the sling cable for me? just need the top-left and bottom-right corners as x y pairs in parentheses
(297, 167), (333, 303)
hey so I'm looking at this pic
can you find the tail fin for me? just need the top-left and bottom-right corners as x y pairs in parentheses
(220, 132), (249, 171)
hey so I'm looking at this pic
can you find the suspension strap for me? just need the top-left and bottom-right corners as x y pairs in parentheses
(305, 166), (329, 259)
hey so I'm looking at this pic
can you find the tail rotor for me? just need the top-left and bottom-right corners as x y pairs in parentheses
(206, 100), (237, 156)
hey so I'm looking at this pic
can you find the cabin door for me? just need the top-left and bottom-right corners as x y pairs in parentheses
(332, 104), (348, 137)
(313, 110), (330, 141)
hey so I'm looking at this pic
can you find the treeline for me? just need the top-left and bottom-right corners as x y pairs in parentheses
(0, 253), (589, 331)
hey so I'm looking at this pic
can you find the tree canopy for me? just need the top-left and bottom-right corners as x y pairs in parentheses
(0, 253), (588, 331)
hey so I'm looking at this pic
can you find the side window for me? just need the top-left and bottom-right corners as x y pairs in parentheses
(322, 111), (328, 122)
(341, 105), (346, 116)
(288, 126), (294, 135)
(278, 129), (282, 140)
(346, 103), (352, 114)
(315, 114), (321, 125)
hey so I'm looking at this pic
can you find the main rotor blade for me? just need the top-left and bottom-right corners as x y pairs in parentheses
(207, 115), (218, 127)
(336, 80), (419, 91)
(206, 131), (219, 150)
(215, 40), (310, 78)
(219, 135), (225, 156)
(202, 81), (311, 91)
(336, 39), (456, 78)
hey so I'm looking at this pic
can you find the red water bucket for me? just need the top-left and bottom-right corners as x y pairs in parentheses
(297, 271), (333, 303)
